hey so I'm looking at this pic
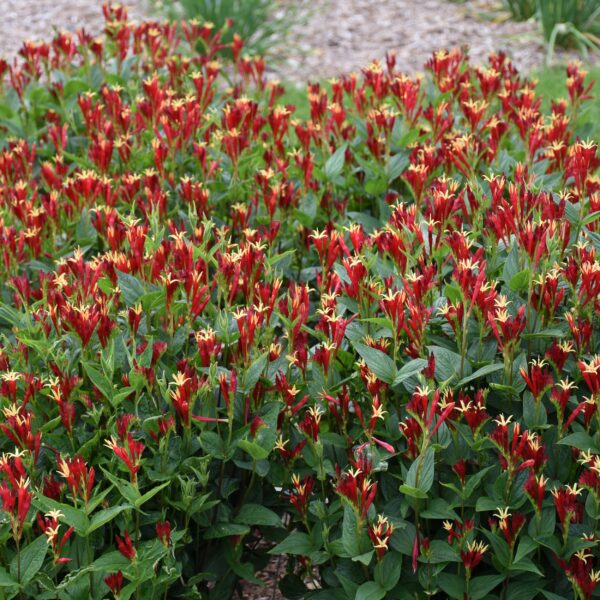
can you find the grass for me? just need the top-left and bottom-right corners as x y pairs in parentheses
(533, 64), (600, 139)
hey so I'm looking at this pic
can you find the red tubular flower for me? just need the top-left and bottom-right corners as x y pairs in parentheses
(116, 413), (136, 442)
(520, 359), (554, 401)
(454, 390), (489, 433)
(552, 484), (583, 528)
(0, 404), (42, 462)
(0, 456), (32, 541)
(218, 369), (237, 415)
(42, 474), (63, 501)
(403, 386), (455, 446)
(368, 514), (394, 559)
(105, 571), (123, 598)
(460, 540), (488, 573)
(524, 473), (547, 515)
(104, 434), (145, 483)
(487, 297), (526, 352)
(37, 509), (74, 564)
(57, 454), (95, 504)
(336, 466), (377, 520)
(452, 459), (467, 486)
(156, 520), (171, 546)
(493, 508), (526, 548)
(578, 453), (600, 500)
(578, 356), (600, 395)
(443, 518), (474, 545)
(298, 406), (323, 442)
(557, 550), (600, 600)
(289, 473), (315, 520)
(116, 529), (136, 561)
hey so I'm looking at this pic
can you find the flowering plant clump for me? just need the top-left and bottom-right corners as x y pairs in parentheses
(0, 4), (599, 599)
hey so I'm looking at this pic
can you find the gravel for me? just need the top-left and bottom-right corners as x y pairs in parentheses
(269, 0), (593, 84)
(0, 0), (145, 59)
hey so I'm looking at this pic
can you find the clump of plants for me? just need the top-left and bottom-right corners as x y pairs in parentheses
(503, 0), (599, 55)
(150, 0), (297, 58)
(0, 4), (599, 599)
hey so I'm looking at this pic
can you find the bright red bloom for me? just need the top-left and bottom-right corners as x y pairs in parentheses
(105, 571), (124, 597)
(156, 520), (171, 546)
(104, 434), (145, 483)
(57, 454), (95, 504)
(368, 515), (394, 559)
(116, 529), (136, 561)
(461, 540), (488, 573)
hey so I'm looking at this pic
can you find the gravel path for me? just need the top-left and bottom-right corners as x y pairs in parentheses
(0, 0), (145, 59)
(1, 0), (592, 78)
(270, 0), (591, 83)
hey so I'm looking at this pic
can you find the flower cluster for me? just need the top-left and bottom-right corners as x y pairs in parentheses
(0, 4), (598, 599)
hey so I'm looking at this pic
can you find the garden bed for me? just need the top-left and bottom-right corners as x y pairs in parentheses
(0, 4), (598, 600)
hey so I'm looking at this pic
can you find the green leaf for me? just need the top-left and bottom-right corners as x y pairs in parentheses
(421, 498), (459, 520)
(355, 581), (386, 600)
(470, 575), (505, 600)
(238, 439), (270, 460)
(205, 522), (250, 540)
(86, 504), (131, 535)
(393, 359), (428, 387)
(514, 536), (537, 564)
(521, 328), (565, 340)
(464, 466), (495, 498)
(386, 152), (408, 182)
(399, 484), (428, 499)
(437, 573), (465, 599)
(502, 244), (521, 283)
(427, 346), (470, 382)
(523, 392), (547, 428)
(10, 535), (47, 584)
(427, 540), (461, 563)
(83, 362), (113, 404)
(457, 363), (503, 386)
(269, 531), (316, 556)
(509, 558), (543, 575)
(134, 481), (170, 509)
(557, 432), (599, 453)
(509, 270), (530, 293)
(354, 343), (397, 384)
(340, 504), (362, 557)
(351, 551), (374, 566)
(374, 551), (401, 591)
(101, 468), (141, 505)
(116, 270), (145, 306)
(33, 495), (90, 534)
(325, 144), (347, 180)
(235, 504), (282, 528)
(0, 567), (17, 587)
(240, 353), (268, 392)
(405, 447), (435, 494)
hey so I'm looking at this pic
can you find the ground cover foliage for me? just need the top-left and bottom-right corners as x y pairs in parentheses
(0, 4), (599, 599)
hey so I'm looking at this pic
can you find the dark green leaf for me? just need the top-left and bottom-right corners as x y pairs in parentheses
(355, 581), (386, 600)
(269, 531), (316, 556)
(10, 535), (47, 584)
(235, 504), (282, 528)
(354, 342), (397, 384)
(325, 144), (347, 180)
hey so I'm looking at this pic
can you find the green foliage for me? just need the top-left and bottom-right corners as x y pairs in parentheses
(0, 6), (599, 600)
(504, 0), (537, 21)
(538, 0), (600, 45)
(155, 0), (297, 57)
